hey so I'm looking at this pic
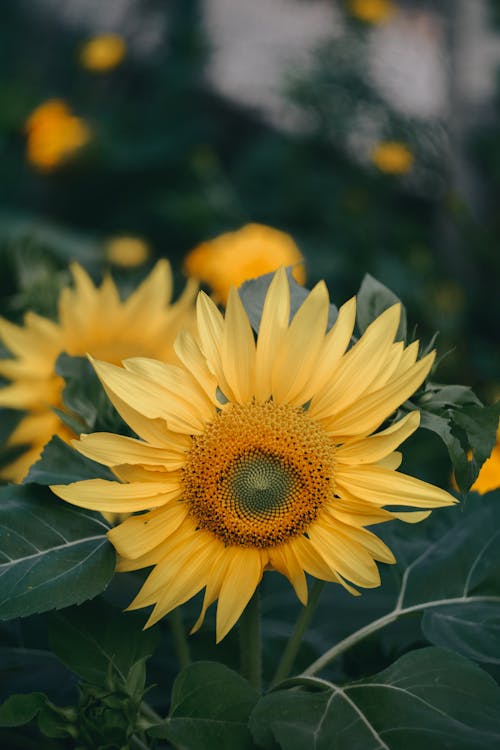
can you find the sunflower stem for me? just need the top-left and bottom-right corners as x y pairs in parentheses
(271, 580), (325, 687)
(239, 589), (261, 692)
(169, 608), (191, 670)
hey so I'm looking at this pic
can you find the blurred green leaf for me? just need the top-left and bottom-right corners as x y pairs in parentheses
(56, 353), (132, 436)
(417, 394), (499, 492)
(24, 436), (115, 485)
(0, 692), (48, 727)
(239, 269), (338, 334)
(251, 648), (500, 749)
(150, 661), (259, 749)
(48, 600), (159, 693)
(0, 484), (114, 620)
(0, 692), (74, 738)
(356, 273), (407, 341)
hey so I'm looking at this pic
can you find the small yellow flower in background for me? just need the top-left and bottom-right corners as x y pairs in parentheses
(371, 141), (414, 175)
(79, 34), (126, 72)
(0, 261), (197, 483)
(52, 269), (455, 642)
(184, 223), (306, 305)
(347, 0), (395, 23)
(470, 422), (500, 494)
(25, 99), (91, 172)
(105, 236), (150, 268)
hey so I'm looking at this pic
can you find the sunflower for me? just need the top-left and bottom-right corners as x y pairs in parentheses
(184, 223), (306, 304)
(51, 269), (456, 642)
(470, 422), (500, 494)
(0, 261), (197, 482)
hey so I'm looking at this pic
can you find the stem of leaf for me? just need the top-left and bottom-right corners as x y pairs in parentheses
(239, 588), (261, 692)
(301, 594), (500, 676)
(169, 608), (191, 670)
(271, 580), (325, 687)
(131, 735), (150, 750)
(140, 701), (163, 724)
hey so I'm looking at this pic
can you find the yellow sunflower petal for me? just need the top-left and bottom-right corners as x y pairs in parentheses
(308, 523), (381, 587)
(221, 287), (256, 403)
(337, 464), (457, 508)
(122, 357), (213, 421)
(75, 433), (186, 469)
(216, 548), (265, 642)
(130, 526), (215, 614)
(306, 296), (357, 395)
(190, 546), (229, 634)
(323, 351), (435, 437)
(254, 266), (290, 402)
(91, 357), (206, 433)
(337, 411), (420, 465)
(268, 544), (308, 605)
(174, 329), (218, 402)
(291, 536), (360, 595)
(51, 478), (181, 512)
(108, 502), (188, 559)
(196, 292), (231, 394)
(271, 281), (329, 405)
(309, 304), (401, 419)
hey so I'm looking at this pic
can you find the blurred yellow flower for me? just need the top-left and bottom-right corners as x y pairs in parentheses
(25, 99), (90, 171)
(184, 223), (306, 305)
(347, 0), (395, 23)
(471, 423), (500, 495)
(106, 236), (150, 268)
(79, 34), (126, 72)
(0, 261), (197, 483)
(372, 141), (414, 175)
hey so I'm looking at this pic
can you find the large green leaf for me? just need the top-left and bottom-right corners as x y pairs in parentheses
(0, 484), (115, 620)
(422, 602), (500, 664)
(149, 661), (259, 749)
(303, 492), (500, 676)
(251, 648), (500, 750)
(48, 600), (159, 692)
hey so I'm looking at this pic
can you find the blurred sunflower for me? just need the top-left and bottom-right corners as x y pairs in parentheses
(0, 261), (197, 482)
(371, 141), (414, 175)
(25, 99), (91, 172)
(470, 422), (500, 494)
(52, 269), (455, 641)
(79, 34), (126, 72)
(184, 223), (305, 305)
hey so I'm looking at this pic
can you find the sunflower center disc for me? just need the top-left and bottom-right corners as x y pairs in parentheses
(182, 402), (335, 548)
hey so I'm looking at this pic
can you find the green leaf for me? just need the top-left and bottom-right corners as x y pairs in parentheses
(303, 493), (500, 677)
(0, 692), (48, 727)
(56, 353), (134, 436)
(24, 435), (115, 485)
(239, 269), (338, 334)
(418, 400), (500, 493)
(48, 600), (159, 692)
(356, 273), (407, 341)
(149, 661), (259, 749)
(422, 602), (500, 664)
(251, 648), (500, 750)
(0, 692), (74, 739)
(0, 484), (115, 620)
